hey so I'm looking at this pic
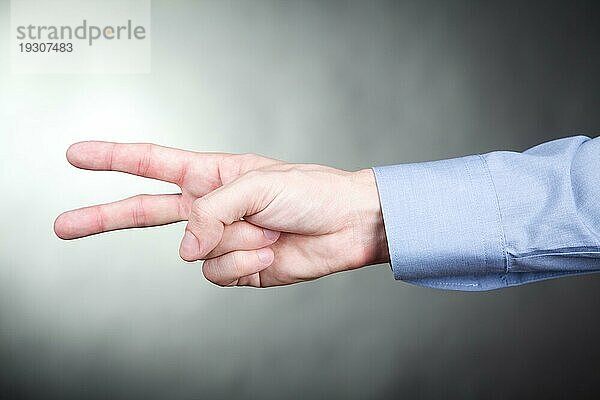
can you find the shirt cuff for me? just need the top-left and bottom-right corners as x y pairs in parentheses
(372, 155), (508, 288)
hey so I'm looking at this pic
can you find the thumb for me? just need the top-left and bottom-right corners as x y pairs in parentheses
(179, 171), (273, 262)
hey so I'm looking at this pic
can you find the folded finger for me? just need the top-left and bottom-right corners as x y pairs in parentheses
(200, 221), (280, 260)
(202, 248), (275, 286)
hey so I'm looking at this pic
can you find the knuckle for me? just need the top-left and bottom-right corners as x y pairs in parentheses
(131, 195), (148, 227)
(241, 169), (264, 182)
(201, 261), (222, 286)
(136, 143), (153, 176)
(240, 223), (258, 244)
(237, 153), (259, 163)
(218, 153), (274, 185)
(191, 199), (212, 221)
(230, 252), (244, 276)
(242, 169), (258, 178)
(106, 142), (117, 170)
(218, 153), (261, 180)
(203, 259), (234, 287)
(217, 156), (241, 185)
(94, 207), (105, 233)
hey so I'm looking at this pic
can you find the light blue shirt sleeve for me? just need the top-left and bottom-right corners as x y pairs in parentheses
(372, 135), (600, 291)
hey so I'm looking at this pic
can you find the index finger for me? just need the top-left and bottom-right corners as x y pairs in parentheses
(66, 141), (224, 185)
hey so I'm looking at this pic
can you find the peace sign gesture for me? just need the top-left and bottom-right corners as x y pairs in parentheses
(55, 141), (387, 287)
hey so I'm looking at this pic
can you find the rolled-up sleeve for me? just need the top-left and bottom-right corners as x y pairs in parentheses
(373, 135), (600, 291)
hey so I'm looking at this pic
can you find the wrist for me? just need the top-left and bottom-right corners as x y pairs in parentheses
(346, 168), (389, 269)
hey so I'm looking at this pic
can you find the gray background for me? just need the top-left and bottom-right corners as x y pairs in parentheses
(1, 0), (599, 398)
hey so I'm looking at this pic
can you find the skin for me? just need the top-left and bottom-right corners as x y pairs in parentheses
(54, 141), (389, 287)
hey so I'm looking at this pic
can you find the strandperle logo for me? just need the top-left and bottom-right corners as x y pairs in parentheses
(11, 0), (151, 73)
(16, 20), (147, 46)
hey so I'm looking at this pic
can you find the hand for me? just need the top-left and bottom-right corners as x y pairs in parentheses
(54, 142), (389, 287)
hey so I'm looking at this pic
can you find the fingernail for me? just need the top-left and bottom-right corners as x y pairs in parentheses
(257, 248), (274, 264)
(263, 229), (280, 241)
(181, 231), (200, 258)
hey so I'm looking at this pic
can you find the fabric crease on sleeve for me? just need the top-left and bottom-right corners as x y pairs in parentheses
(372, 155), (507, 286)
(372, 135), (600, 291)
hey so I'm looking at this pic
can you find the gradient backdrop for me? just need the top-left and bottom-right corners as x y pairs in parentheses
(1, 0), (599, 398)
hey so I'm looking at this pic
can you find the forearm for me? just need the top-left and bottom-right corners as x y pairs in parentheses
(372, 135), (600, 291)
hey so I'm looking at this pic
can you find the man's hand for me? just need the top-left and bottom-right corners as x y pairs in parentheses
(54, 142), (389, 287)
